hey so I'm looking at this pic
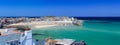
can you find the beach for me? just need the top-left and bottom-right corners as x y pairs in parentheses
(33, 25), (57, 28)
(9, 21), (73, 29)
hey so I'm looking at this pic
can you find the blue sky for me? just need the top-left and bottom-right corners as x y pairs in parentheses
(0, 0), (120, 17)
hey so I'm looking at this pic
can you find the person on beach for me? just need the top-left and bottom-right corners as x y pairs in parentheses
(80, 40), (87, 45)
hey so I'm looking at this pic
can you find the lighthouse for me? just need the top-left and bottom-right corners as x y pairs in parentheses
(20, 26), (35, 45)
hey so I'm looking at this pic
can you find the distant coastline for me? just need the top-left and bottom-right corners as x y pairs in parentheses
(7, 16), (83, 29)
(1, 16), (120, 21)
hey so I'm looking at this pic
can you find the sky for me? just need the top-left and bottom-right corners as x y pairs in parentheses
(0, 0), (120, 17)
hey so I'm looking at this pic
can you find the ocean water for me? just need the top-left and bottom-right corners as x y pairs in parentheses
(32, 20), (120, 45)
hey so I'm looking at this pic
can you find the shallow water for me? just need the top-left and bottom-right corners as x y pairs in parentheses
(33, 20), (120, 45)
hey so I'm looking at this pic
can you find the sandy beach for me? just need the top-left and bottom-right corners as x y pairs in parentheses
(33, 25), (57, 28)
(8, 21), (73, 29)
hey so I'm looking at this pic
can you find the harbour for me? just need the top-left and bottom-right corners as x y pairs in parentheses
(0, 17), (120, 45)
(0, 17), (84, 45)
(32, 19), (120, 45)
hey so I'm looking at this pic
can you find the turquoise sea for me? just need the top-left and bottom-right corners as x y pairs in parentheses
(32, 20), (120, 45)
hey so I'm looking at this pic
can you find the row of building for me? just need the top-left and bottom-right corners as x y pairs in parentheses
(0, 16), (75, 28)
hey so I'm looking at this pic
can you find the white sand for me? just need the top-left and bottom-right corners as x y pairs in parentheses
(33, 25), (57, 28)
(8, 21), (72, 29)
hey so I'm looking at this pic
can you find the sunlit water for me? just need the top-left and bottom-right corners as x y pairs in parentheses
(32, 20), (120, 45)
